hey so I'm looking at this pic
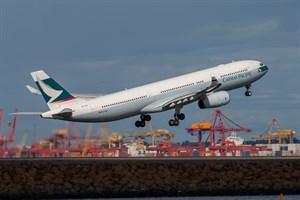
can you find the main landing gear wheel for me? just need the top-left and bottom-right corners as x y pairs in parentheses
(169, 119), (179, 126)
(135, 120), (146, 127)
(245, 84), (252, 97)
(177, 113), (185, 120)
(169, 107), (185, 126)
(135, 114), (151, 127)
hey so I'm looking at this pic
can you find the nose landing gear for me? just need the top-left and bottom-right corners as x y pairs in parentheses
(245, 84), (252, 96)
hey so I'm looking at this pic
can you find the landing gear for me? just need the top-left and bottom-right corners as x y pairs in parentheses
(135, 120), (145, 127)
(169, 119), (179, 126)
(135, 114), (151, 127)
(245, 84), (252, 97)
(169, 107), (185, 126)
(245, 91), (252, 96)
(177, 113), (185, 120)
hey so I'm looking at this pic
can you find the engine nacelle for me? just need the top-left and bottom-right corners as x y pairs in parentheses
(198, 91), (230, 109)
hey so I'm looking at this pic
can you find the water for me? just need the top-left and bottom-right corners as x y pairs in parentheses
(61, 196), (300, 200)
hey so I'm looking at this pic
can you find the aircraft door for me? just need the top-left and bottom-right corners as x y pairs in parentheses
(146, 90), (156, 102)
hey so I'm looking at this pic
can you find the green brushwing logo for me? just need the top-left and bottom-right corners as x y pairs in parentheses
(35, 78), (74, 103)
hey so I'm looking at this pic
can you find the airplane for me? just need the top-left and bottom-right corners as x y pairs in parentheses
(25, 60), (268, 127)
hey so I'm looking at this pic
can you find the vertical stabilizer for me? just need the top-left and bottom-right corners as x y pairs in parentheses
(30, 70), (76, 110)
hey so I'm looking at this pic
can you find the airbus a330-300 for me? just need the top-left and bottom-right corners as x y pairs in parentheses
(25, 60), (268, 127)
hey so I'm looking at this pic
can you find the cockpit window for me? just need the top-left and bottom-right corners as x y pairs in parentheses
(258, 65), (268, 73)
(260, 63), (264, 66)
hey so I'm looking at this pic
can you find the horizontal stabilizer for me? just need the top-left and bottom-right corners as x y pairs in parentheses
(26, 85), (41, 95)
(26, 84), (104, 100)
(9, 112), (43, 115)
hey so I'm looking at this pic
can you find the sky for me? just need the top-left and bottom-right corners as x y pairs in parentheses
(0, 0), (299, 145)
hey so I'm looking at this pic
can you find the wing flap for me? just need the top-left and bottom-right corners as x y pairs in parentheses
(141, 76), (222, 113)
(161, 76), (222, 109)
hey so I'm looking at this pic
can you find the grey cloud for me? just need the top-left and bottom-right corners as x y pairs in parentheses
(230, 20), (280, 39)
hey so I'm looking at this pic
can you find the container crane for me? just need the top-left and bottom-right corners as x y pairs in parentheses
(185, 110), (262, 156)
(43, 122), (81, 149)
(252, 118), (296, 144)
(186, 110), (251, 148)
(0, 109), (18, 150)
(0, 109), (3, 148)
(82, 123), (93, 157)
(122, 129), (175, 147)
(0, 109), (3, 135)
(268, 118), (295, 144)
(16, 131), (28, 158)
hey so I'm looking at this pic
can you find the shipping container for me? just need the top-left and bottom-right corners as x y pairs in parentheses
(274, 151), (282, 157)
(258, 151), (272, 156)
(192, 151), (199, 157)
(271, 144), (280, 151)
(243, 151), (250, 156)
(226, 152), (232, 156)
(281, 151), (293, 156)
(280, 146), (288, 151)
(235, 151), (241, 156)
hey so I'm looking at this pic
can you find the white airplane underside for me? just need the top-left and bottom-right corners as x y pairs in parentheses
(25, 60), (268, 127)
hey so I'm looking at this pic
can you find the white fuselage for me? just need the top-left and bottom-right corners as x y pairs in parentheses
(41, 60), (268, 122)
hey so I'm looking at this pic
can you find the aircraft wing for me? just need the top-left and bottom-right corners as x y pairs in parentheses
(141, 77), (221, 113)
(161, 76), (221, 109)
(26, 85), (105, 99)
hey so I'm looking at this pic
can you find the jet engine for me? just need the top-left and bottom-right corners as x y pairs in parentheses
(198, 91), (230, 109)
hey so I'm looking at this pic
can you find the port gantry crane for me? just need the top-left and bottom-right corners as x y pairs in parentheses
(16, 131), (27, 158)
(0, 109), (18, 157)
(122, 129), (175, 147)
(186, 110), (251, 147)
(185, 110), (263, 156)
(80, 123), (176, 157)
(42, 122), (81, 149)
(252, 118), (296, 144)
(31, 122), (83, 157)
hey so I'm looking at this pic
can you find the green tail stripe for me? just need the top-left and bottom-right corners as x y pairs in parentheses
(35, 78), (74, 103)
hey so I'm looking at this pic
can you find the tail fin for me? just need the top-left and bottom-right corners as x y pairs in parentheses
(31, 70), (76, 110)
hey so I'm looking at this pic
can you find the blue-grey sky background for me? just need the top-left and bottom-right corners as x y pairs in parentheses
(0, 0), (299, 145)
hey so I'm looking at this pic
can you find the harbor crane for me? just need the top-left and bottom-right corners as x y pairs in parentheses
(252, 118), (296, 144)
(0, 109), (18, 150)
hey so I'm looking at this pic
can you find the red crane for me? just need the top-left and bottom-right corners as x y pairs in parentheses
(0, 109), (3, 148)
(9, 108), (18, 148)
(0, 109), (18, 157)
(185, 110), (252, 153)
(0, 109), (3, 133)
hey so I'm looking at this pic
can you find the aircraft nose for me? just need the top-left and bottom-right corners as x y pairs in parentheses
(258, 63), (268, 73)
